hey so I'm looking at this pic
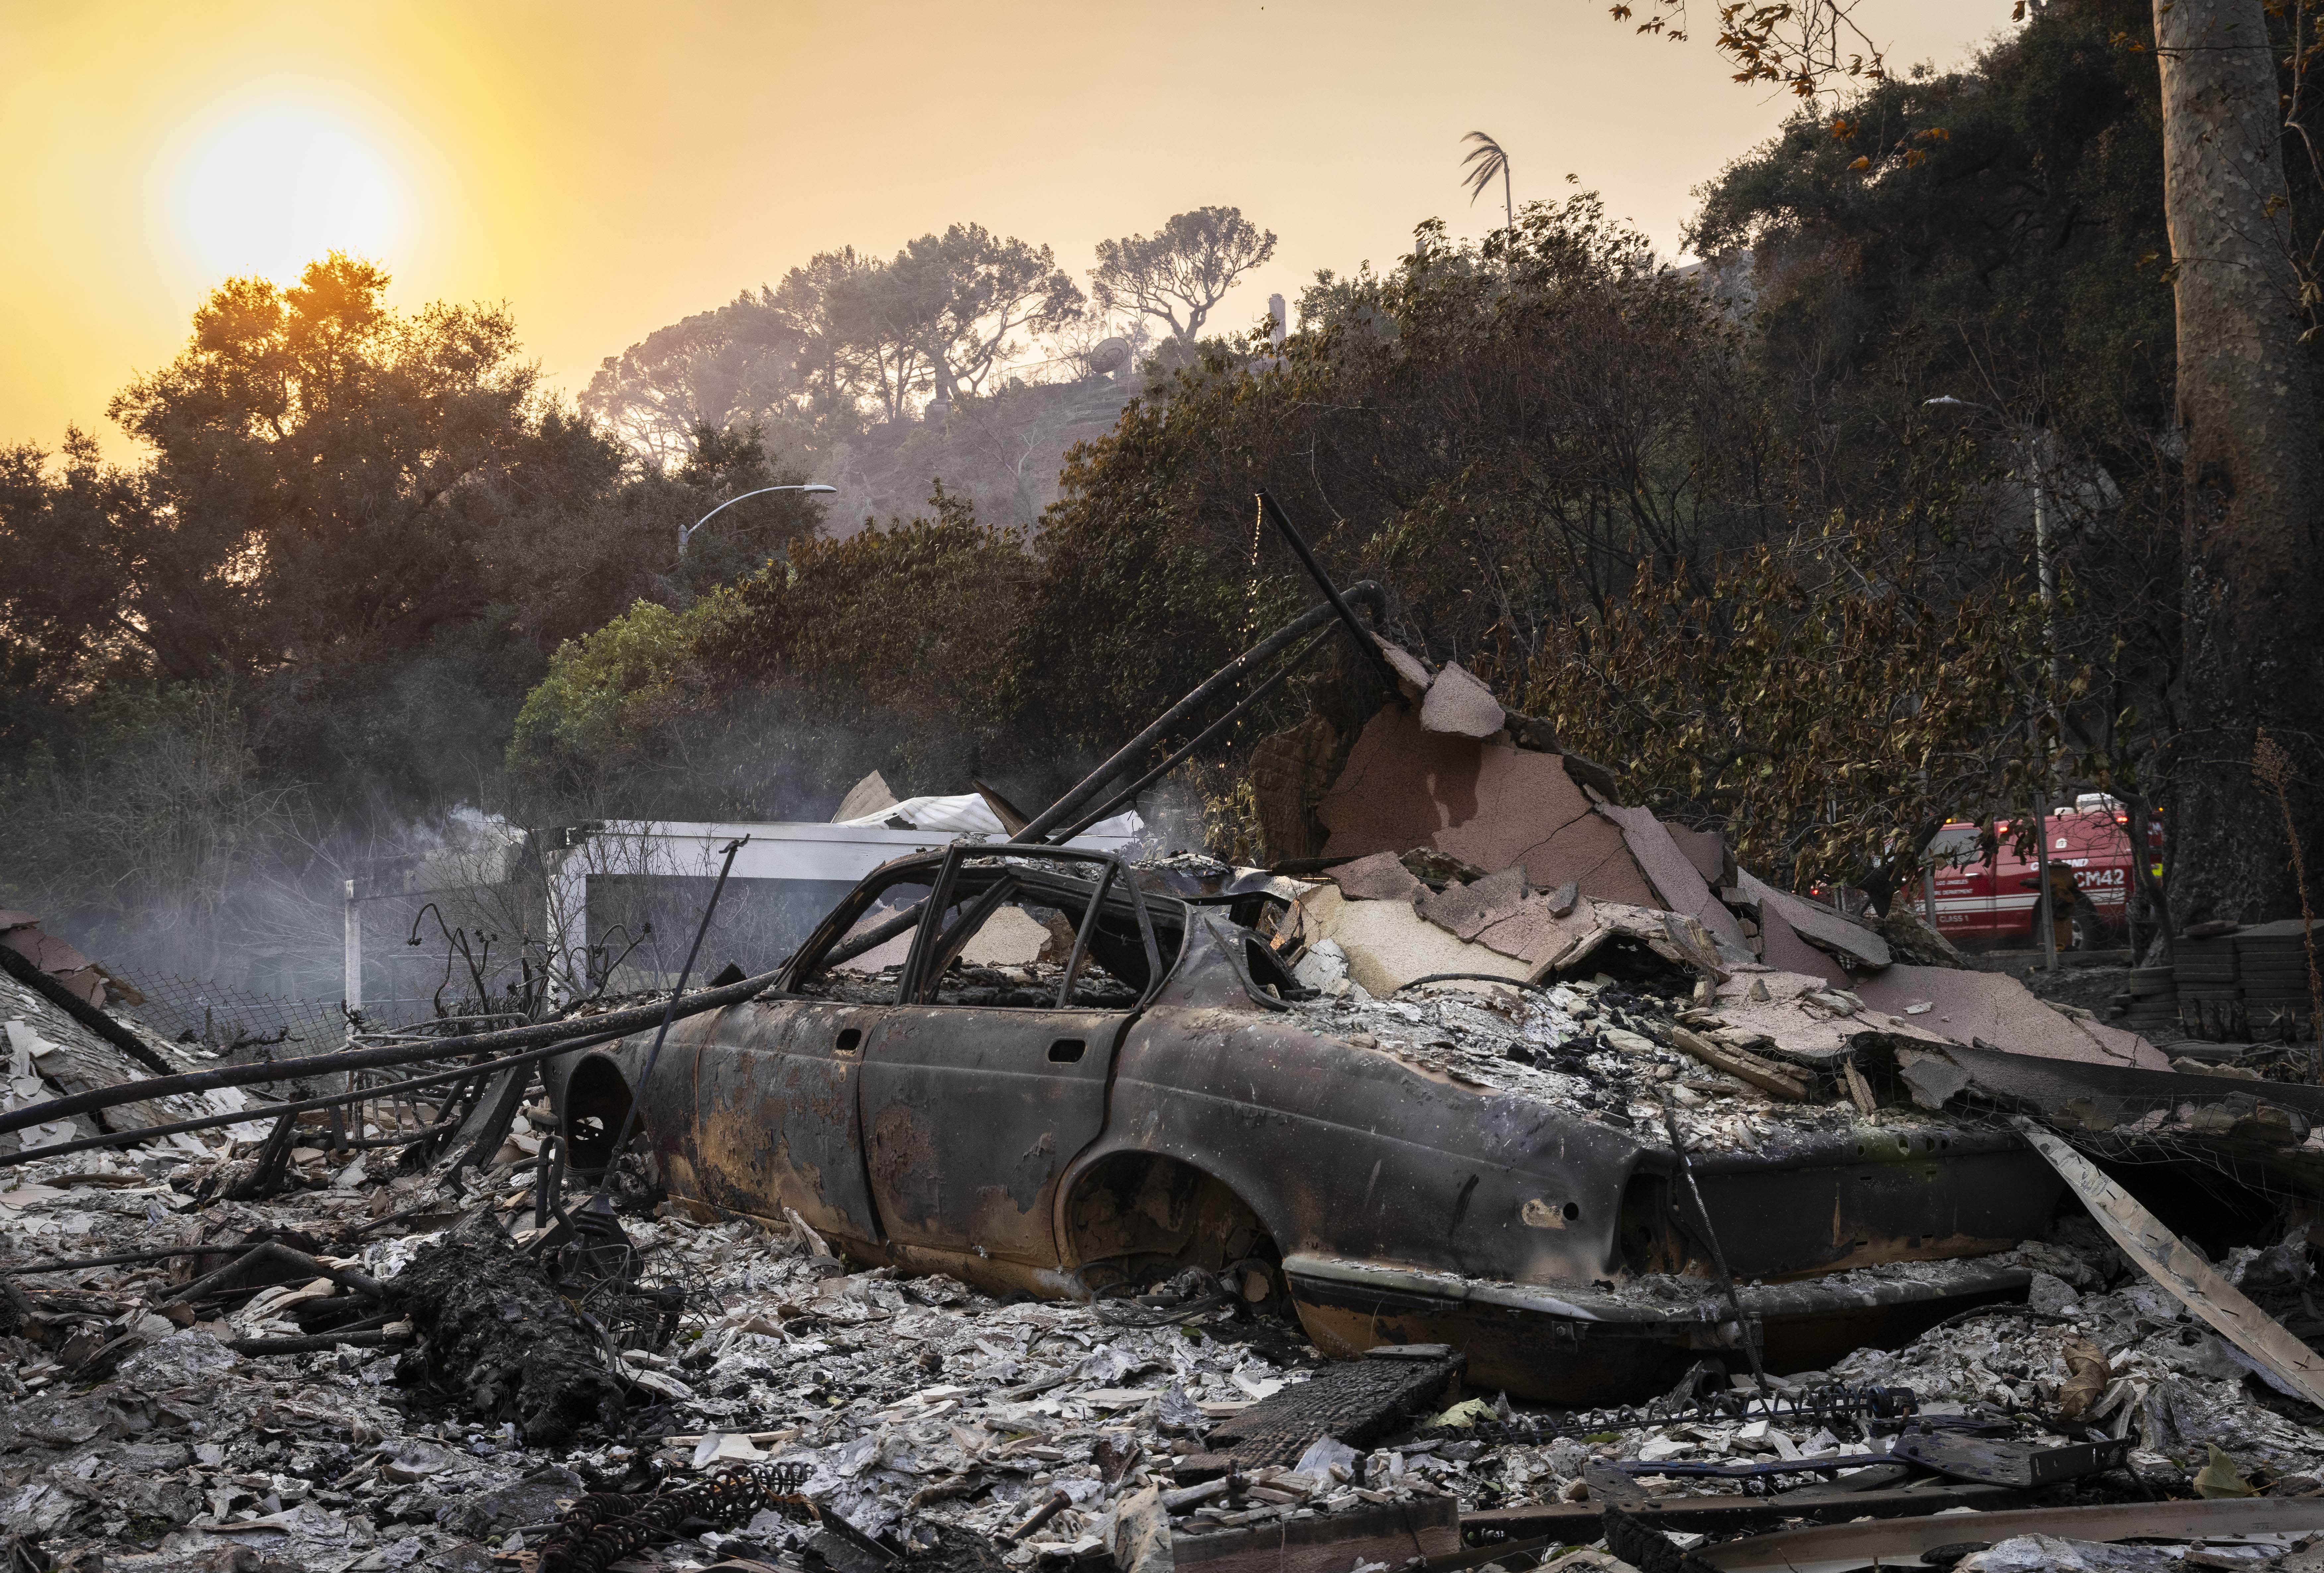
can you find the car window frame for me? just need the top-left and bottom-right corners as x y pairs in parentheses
(901, 845), (1170, 1012)
(777, 858), (946, 996)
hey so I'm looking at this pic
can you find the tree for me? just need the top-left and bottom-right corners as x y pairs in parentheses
(1460, 133), (1514, 230)
(1028, 200), (1784, 763)
(36, 253), (632, 802)
(580, 290), (813, 468)
(892, 224), (1086, 405)
(510, 485), (1040, 819)
(1615, 0), (2324, 932)
(815, 227), (1084, 419)
(1690, 0), (2191, 928)
(1090, 207), (1278, 344)
(819, 252), (940, 424)
(2149, 0), (2324, 928)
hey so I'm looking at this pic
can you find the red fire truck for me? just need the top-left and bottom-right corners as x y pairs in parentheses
(1920, 796), (2160, 949)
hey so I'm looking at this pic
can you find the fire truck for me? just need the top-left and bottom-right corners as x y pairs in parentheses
(1921, 795), (2160, 949)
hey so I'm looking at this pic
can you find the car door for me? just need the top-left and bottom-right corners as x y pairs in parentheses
(691, 999), (889, 1246)
(689, 869), (935, 1248)
(857, 851), (1166, 1266)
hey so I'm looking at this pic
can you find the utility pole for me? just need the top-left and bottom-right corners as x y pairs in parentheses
(1927, 396), (2061, 971)
(2031, 447), (2059, 974)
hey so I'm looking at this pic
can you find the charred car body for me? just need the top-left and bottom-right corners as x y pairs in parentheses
(556, 842), (2055, 1403)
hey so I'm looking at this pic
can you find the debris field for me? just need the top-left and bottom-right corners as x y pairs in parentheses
(9, 528), (2324, 1573)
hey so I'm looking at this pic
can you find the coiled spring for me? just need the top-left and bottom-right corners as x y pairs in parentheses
(539, 1461), (817, 1573)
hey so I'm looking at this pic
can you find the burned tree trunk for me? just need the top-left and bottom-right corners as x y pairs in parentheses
(2154, 0), (2324, 925)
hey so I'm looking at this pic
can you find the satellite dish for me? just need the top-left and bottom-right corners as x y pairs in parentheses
(1087, 337), (1130, 375)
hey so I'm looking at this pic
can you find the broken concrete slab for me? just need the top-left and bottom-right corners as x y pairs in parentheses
(1472, 893), (1598, 968)
(1416, 660), (1504, 739)
(1702, 969), (1947, 1068)
(1732, 869), (1892, 972)
(1596, 805), (1752, 960)
(1895, 1047), (1974, 1110)
(1750, 899), (1844, 988)
(1317, 707), (1657, 906)
(1528, 901), (1729, 983)
(1441, 749), (1657, 906)
(1852, 964), (2171, 1070)
(1418, 867), (1528, 941)
(1323, 852), (1428, 906)
(1663, 824), (1728, 889)
(1293, 885), (1530, 994)
(1376, 639), (1432, 702)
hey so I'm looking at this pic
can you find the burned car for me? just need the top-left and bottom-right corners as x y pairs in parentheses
(556, 843), (2056, 1403)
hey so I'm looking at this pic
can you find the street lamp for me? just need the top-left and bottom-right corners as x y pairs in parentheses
(678, 484), (838, 558)
(1925, 394), (2063, 973)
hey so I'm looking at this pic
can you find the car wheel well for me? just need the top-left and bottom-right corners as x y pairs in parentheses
(561, 1052), (633, 1176)
(1060, 1151), (1285, 1308)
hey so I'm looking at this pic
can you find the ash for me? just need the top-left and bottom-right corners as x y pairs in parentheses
(1285, 978), (1967, 1154)
(8, 1143), (2324, 1573)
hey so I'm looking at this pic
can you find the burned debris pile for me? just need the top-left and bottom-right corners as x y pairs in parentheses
(391, 1236), (629, 1448)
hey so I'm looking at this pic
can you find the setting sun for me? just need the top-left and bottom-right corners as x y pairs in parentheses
(179, 106), (401, 281)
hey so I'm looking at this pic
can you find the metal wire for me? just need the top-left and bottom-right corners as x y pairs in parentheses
(1387, 1382), (1920, 1448)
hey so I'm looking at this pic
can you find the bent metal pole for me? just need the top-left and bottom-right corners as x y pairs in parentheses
(0, 958), (788, 1142)
(0, 1025), (636, 1171)
(1018, 583), (1386, 843)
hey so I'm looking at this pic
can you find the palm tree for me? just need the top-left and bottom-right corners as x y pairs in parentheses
(1460, 132), (1513, 231)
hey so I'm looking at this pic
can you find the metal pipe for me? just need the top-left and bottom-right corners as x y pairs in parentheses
(0, 963), (787, 1141)
(818, 898), (929, 970)
(1054, 625), (1332, 841)
(1255, 491), (1408, 694)
(1053, 863), (1117, 1009)
(1018, 584), (1385, 843)
(0, 1025), (634, 1169)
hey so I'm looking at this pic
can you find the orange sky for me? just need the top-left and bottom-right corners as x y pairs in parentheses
(3, 0), (2021, 458)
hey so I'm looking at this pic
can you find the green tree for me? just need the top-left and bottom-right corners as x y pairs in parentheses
(8, 253), (633, 805)
(1615, 0), (2324, 933)
(511, 485), (1037, 819)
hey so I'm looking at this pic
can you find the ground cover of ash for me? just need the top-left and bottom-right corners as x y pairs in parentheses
(7, 1146), (2324, 1573)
